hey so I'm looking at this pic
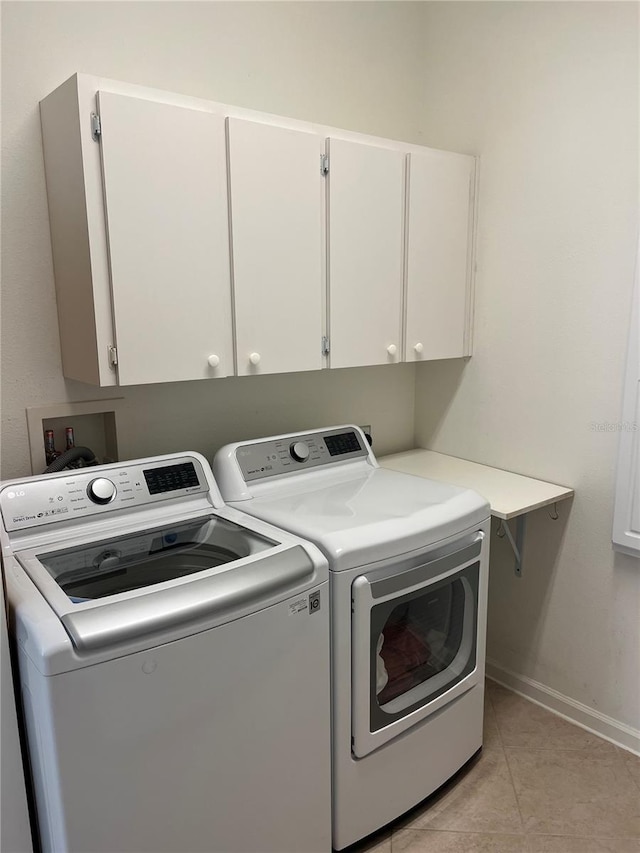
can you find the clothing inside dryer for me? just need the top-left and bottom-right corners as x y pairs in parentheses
(36, 515), (277, 602)
(376, 579), (465, 705)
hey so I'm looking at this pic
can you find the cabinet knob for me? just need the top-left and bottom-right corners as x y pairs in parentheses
(386, 344), (397, 357)
(207, 354), (220, 368)
(249, 352), (261, 366)
(414, 343), (424, 355)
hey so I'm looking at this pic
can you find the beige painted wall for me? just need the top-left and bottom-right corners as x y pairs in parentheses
(414, 2), (640, 735)
(1, 1), (424, 480)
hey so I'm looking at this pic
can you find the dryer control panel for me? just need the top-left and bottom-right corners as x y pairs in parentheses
(0, 455), (209, 532)
(237, 427), (369, 482)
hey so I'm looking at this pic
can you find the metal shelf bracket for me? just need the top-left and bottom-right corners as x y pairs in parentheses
(497, 515), (527, 576)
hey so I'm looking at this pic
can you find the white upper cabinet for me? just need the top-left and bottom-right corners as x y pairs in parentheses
(327, 138), (405, 369)
(97, 92), (233, 385)
(40, 74), (478, 387)
(227, 118), (324, 376)
(405, 150), (475, 362)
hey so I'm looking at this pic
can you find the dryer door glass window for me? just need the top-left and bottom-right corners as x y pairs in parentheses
(36, 516), (277, 602)
(370, 561), (478, 732)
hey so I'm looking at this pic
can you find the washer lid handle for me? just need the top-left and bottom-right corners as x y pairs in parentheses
(61, 545), (315, 652)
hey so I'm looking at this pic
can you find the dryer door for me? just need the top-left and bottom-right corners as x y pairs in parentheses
(351, 531), (484, 757)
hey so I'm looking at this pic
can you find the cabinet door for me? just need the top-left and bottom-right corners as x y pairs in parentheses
(405, 150), (474, 362)
(227, 118), (324, 376)
(97, 92), (232, 385)
(327, 138), (404, 369)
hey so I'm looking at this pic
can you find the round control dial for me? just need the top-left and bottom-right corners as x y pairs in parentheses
(290, 441), (310, 463)
(87, 478), (117, 505)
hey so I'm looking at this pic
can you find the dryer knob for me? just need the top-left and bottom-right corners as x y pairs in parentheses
(87, 478), (117, 505)
(386, 344), (397, 357)
(290, 441), (310, 463)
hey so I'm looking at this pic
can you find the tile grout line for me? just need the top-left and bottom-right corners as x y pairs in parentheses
(389, 827), (537, 853)
(488, 687), (529, 840)
(618, 749), (640, 795)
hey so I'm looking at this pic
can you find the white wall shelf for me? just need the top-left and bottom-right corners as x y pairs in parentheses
(379, 449), (574, 575)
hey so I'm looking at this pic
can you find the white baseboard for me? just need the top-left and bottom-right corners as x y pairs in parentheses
(485, 658), (640, 757)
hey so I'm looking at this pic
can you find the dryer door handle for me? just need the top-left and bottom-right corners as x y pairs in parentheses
(356, 532), (484, 605)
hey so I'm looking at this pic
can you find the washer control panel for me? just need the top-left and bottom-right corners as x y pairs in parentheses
(237, 428), (369, 482)
(0, 456), (208, 532)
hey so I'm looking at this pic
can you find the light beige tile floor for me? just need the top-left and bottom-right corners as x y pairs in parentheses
(347, 680), (640, 853)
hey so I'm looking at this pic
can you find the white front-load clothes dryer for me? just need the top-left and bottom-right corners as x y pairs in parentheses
(213, 427), (491, 850)
(0, 452), (331, 853)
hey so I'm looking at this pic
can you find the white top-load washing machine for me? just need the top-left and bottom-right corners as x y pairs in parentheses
(0, 452), (331, 853)
(213, 426), (491, 850)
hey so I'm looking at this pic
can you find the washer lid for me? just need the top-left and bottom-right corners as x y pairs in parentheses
(236, 468), (490, 571)
(35, 514), (276, 603)
(16, 512), (319, 652)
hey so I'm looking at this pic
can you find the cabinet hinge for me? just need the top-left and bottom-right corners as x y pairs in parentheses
(91, 113), (102, 141)
(108, 345), (118, 367)
(322, 336), (330, 356)
(320, 154), (329, 176)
